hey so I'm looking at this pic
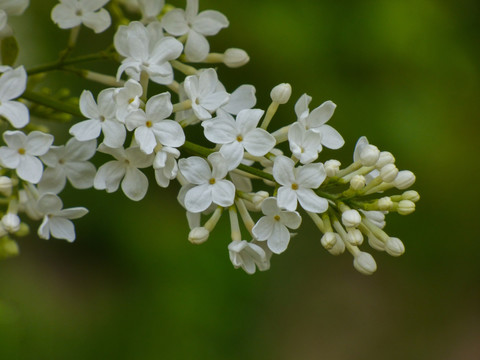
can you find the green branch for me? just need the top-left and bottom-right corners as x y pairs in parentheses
(21, 89), (83, 118)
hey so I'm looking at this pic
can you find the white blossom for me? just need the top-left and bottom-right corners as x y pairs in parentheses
(0, 66), (29, 129)
(38, 138), (97, 194)
(161, 0), (229, 62)
(228, 240), (269, 275)
(153, 147), (180, 188)
(94, 144), (154, 201)
(51, 0), (111, 33)
(0, 130), (53, 183)
(273, 155), (328, 213)
(113, 79), (143, 122)
(70, 89), (126, 148)
(288, 122), (322, 164)
(252, 197), (301, 254)
(37, 193), (88, 242)
(114, 21), (183, 84)
(178, 152), (235, 213)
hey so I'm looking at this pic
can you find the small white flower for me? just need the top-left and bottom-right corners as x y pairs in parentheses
(114, 21), (183, 84)
(295, 94), (344, 151)
(51, 0), (111, 33)
(202, 109), (275, 169)
(252, 197), (301, 254)
(183, 68), (229, 120)
(178, 152), (235, 213)
(0, 130), (54, 183)
(113, 79), (143, 122)
(288, 122), (322, 164)
(37, 193), (88, 242)
(94, 144), (154, 201)
(273, 155), (328, 213)
(70, 88), (126, 148)
(0, 66), (29, 128)
(162, 0), (229, 61)
(228, 240), (268, 275)
(125, 92), (184, 154)
(153, 147), (180, 188)
(39, 138), (97, 194)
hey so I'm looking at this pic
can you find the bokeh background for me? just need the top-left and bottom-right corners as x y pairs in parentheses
(1, 0), (479, 359)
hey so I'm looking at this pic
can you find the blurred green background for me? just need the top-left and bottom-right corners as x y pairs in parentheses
(1, 0), (479, 359)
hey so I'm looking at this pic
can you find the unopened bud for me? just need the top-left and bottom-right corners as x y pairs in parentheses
(342, 209), (361, 228)
(346, 229), (363, 245)
(385, 237), (405, 257)
(188, 227), (209, 244)
(350, 175), (365, 190)
(223, 48), (250, 68)
(327, 233), (345, 255)
(402, 190), (420, 202)
(2, 213), (20, 233)
(324, 159), (341, 177)
(393, 170), (416, 189)
(251, 191), (269, 210)
(397, 200), (415, 215)
(367, 234), (385, 251)
(359, 145), (380, 166)
(0, 176), (13, 197)
(270, 83), (292, 104)
(376, 151), (395, 168)
(321, 232), (337, 250)
(379, 163), (398, 182)
(377, 196), (393, 211)
(353, 252), (377, 275)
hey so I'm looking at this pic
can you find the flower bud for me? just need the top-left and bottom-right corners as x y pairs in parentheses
(359, 144), (380, 166)
(327, 233), (345, 255)
(379, 163), (398, 183)
(367, 234), (385, 251)
(350, 175), (365, 190)
(376, 151), (395, 168)
(188, 227), (209, 244)
(393, 170), (416, 189)
(321, 232), (337, 250)
(346, 229), (363, 245)
(402, 190), (420, 202)
(0, 176), (13, 197)
(342, 209), (361, 228)
(324, 159), (341, 177)
(223, 48), (250, 68)
(251, 191), (269, 211)
(397, 200), (415, 215)
(2, 213), (20, 233)
(377, 196), (393, 211)
(270, 83), (292, 104)
(353, 252), (377, 275)
(385, 237), (405, 257)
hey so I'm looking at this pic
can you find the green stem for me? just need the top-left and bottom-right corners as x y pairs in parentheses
(21, 89), (83, 118)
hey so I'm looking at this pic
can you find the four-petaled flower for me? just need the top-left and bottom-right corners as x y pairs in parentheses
(228, 240), (270, 275)
(51, 0), (112, 33)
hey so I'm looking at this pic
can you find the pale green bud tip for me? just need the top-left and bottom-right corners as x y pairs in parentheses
(0, 176), (12, 197)
(346, 229), (363, 245)
(188, 227), (210, 244)
(359, 144), (380, 166)
(324, 159), (341, 177)
(342, 209), (361, 228)
(385, 237), (405, 257)
(0, 237), (19, 259)
(378, 196), (393, 211)
(321, 232), (337, 250)
(270, 83), (292, 104)
(350, 175), (365, 190)
(402, 190), (420, 202)
(393, 170), (416, 189)
(397, 200), (415, 215)
(353, 252), (377, 275)
(379, 163), (398, 183)
(376, 151), (395, 168)
(223, 48), (250, 68)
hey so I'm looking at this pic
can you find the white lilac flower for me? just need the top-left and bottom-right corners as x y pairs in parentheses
(0, 130), (53, 183)
(178, 152), (235, 213)
(0, 66), (29, 129)
(295, 94), (344, 151)
(94, 144), (154, 201)
(288, 122), (322, 164)
(70, 88), (126, 148)
(252, 197), (301, 254)
(113, 79), (143, 122)
(38, 138), (97, 194)
(137, 0), (164, 23)
(161, 0), (229, 62)
(153, 146), (180, 188)
(114, 21), (183, 84)
(0, 0), (29, 35)
(183, 68), (229, 120)
(51, 0), (111, 33)
(37, 193), (88, 242)
(273, 155), (328, 213)
(202, 109), (275, 169)
(228, 240), (269, 275)
(125, 92), (184, 154)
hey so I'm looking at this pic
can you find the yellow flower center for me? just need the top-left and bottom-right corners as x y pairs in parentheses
(291, 183), (299, 190)
(18, 148), (25, 155)
(209, 178), (216, 184)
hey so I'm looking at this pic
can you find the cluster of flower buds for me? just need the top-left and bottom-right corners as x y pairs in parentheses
(0, 0), (418, 275)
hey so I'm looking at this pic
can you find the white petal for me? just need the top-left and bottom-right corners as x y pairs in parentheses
(161, 9), (188, 36)
(272, 155), (295, 186)
(267, 222), (290, 254)
(296, 188), (328, 213)
(318, 124), (344, 149)
(236, 108), (263, 134)
(0, 101), (29, 128)
(145, 92), (172, 121)
(219, 142), (243, 170)
(94, 160), (125, 192)
(122, 167), (148, 201)
(222, 84), (256, 115)
(25, 131), (54, 156)
(17, 155), (43, 183)
(69, 119), (101, 142)
(279, 211), (302, 229)
(307, 100), (336, 128)
(51, 4), (81, 29)
(192, 10), (229, 36)
(79, 90), (99, 119)
(48, 217), (76, 242)
(65, 161), (96, 189)
(152, 120), (185, 148)
(277, 186), (298, 211)
(38, 167), (66, 194)
(260, 197), (281, 216)
(297, 163), (326, 189)
(211, 180), (235, 207)
(252, 216), (274, 240)
(242, 128), (275, 156)
(0, 66), (26, 100)
(82, 8), (111, 33)
(134, 126), (156, 154)
(37, 193), (63, 213)
(185, 29), (209, 62)
(101, 120), (126, 148)
(208, 152), (228, 179)
(178, 156), (211, 184)
(0, 147), (19, 168)
(64, 138), (97, 161)
(184, 184), (212, 213)
(294, 93), (312, 120)
(202, 117), (236, 144)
